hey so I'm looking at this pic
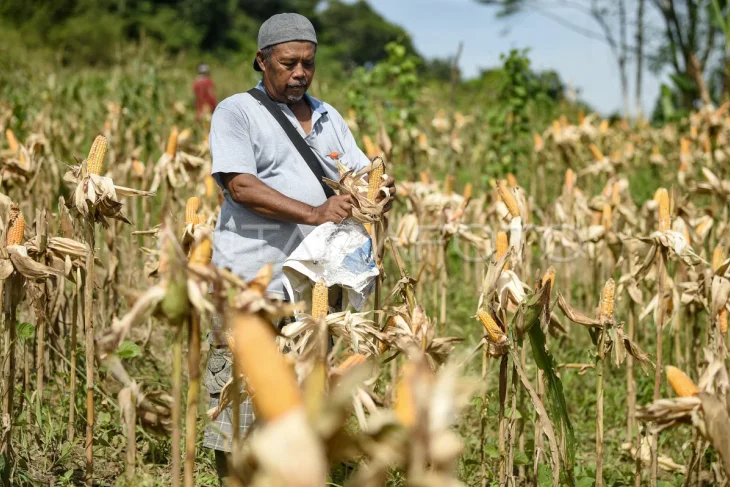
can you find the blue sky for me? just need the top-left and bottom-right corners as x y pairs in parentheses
(362, 0), (664, 116)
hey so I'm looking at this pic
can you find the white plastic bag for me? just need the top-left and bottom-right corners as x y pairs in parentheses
(282, 221), (379, 311)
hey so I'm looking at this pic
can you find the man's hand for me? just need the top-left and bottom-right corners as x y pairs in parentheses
(309, 194), (354, 225)
(377, 176), (396, 213)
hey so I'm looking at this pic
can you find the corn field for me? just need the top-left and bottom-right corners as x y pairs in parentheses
(1, 60), (730, 487)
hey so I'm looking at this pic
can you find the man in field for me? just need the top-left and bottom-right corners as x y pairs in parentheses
(193, 63), (217, 121)
(203, 13), (395, 484)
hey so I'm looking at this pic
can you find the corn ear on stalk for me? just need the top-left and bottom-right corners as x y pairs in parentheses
(444, 174), (455, 195)
(166, 127), (179, 157)
(6, 205), (24, 246)
(655, 188), (671, 232)
(312, 279), (328, 319)
(601, 204), (612, 232)
(188, 237), (212, 265)
(497, 180), (520, 218)
(230, 310), (301, 421)
(589, 144), (604, 161)
(541, 266), (556, 290)
(506, 173), (517, 188)
(564, 169), (575, 191)
(185, 197), (200, 225)
(463, 182), (473, 201)
(496, 231), (509, 271)
(599, 278), (615, 322)
(394, 362), (416, 428)
(131, 159), (145, 177)
(5, 129), (18, 152)
(86, 135), (108, 176)
(665, 366), (698, 397)
(367, 161), (384, 202)
(419, 171), (430, 185)
(478, 310), (507, 343)
(204, 175), (217, 199)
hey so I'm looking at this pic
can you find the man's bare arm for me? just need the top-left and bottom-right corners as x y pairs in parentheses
(222, 173), (353, 226)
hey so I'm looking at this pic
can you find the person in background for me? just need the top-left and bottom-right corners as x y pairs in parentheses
(193, 63), (217, 121)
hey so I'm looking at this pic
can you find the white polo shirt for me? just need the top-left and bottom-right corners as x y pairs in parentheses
(210, 82), (370, 296)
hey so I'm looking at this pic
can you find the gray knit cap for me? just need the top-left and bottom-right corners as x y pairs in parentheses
(253, 13), (318, 71)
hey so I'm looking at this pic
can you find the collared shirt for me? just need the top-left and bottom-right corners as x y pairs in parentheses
(210, 82), (370, 295)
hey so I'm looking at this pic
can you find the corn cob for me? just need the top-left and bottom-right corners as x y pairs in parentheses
(419, 171), (430, 185)
(478, 310), (507, 343)
(188, 237), (212, 265)
(506, 173), (518, 188)
(601, 204), (612, 232)
(368, 161), (384, 203)
(185, 197), (200, 225)
(394, 362), (416, 428)
(611, 181), (621, 205)
(552, 120), (561, 136)
(166, 127), (179, 157)
(5, 129), (19, 152)
(444, 174), (455, 195)
(541, 266), (556, 290)
(578, 108), (585, 124)
(714, 246), (728, 333)
(312, 279), (328, 319)
(599, 119), (609, 133)
(497, 180), (520, 218)
(589, 143), (604, 161)
(599, 278), (615, 321)
(86, 135), (108, 176)
(463, 182), (473, 201)
(230, 310), (301, 421)
(363, 135), (379, 159)
(680, 137), (691, 156)
(131, 159), (145, 177)
(702, 136), (711, 154)
(655, 188), (671, 232)
(496, 231), (509, 271)
(564, 168), (575, 192)
(204, 175), (217, 199)
(417, 132), (428, 150)
(533, 133), (544, 151)
(336, 354), (367, 373)
(6, 205), (24, 246)
(665, 365), (698, 397)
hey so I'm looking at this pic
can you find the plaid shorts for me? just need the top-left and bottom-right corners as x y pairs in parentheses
(202, 346), (256, 452)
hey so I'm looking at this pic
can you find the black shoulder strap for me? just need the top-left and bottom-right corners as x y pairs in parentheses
(247, 88), (335, 199)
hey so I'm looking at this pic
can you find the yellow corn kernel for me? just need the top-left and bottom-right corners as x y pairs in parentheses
(443, 174), (455, 196)
(599, 278), (615, 321)
(86, 135), (108, 176)
(230, 311), (301, 421)
(204, 175), (217, 199)
(599, 119), (609, 133)
(185, 197), (200, 225)
(188, 237), (212, 265)
(665, 365), (698, 397)
(166, 127), (179, 157)
(368, 161), (384, 202)
(311, 279), (328, 319)
(497, 180), (520, 218)
(655, 188), (670, 232)
(496, 231), (509, 271)
(506, 173), (518, 188)
(5, 129), (19, 152)
(601, 204), (612, 232)
(478, 310), (507, 343)
(337, 354), (367, 372)
(589, 143), (604, 161)
(6, 205), (24, 246)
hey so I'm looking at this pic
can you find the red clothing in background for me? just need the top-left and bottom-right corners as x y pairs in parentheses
(193, 76), (217, 119)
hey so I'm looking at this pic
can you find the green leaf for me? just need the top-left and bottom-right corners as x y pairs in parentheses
(484, 444), (500, 459)
(669, 73), (696, 93)
(576, 477), (595, 487)
(513, 451), (530, 466)
(117, 340), (141, 359)
(529, 319), (576, 485)
(538, 464), (554, 487)
(16, 322), (35, 342)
